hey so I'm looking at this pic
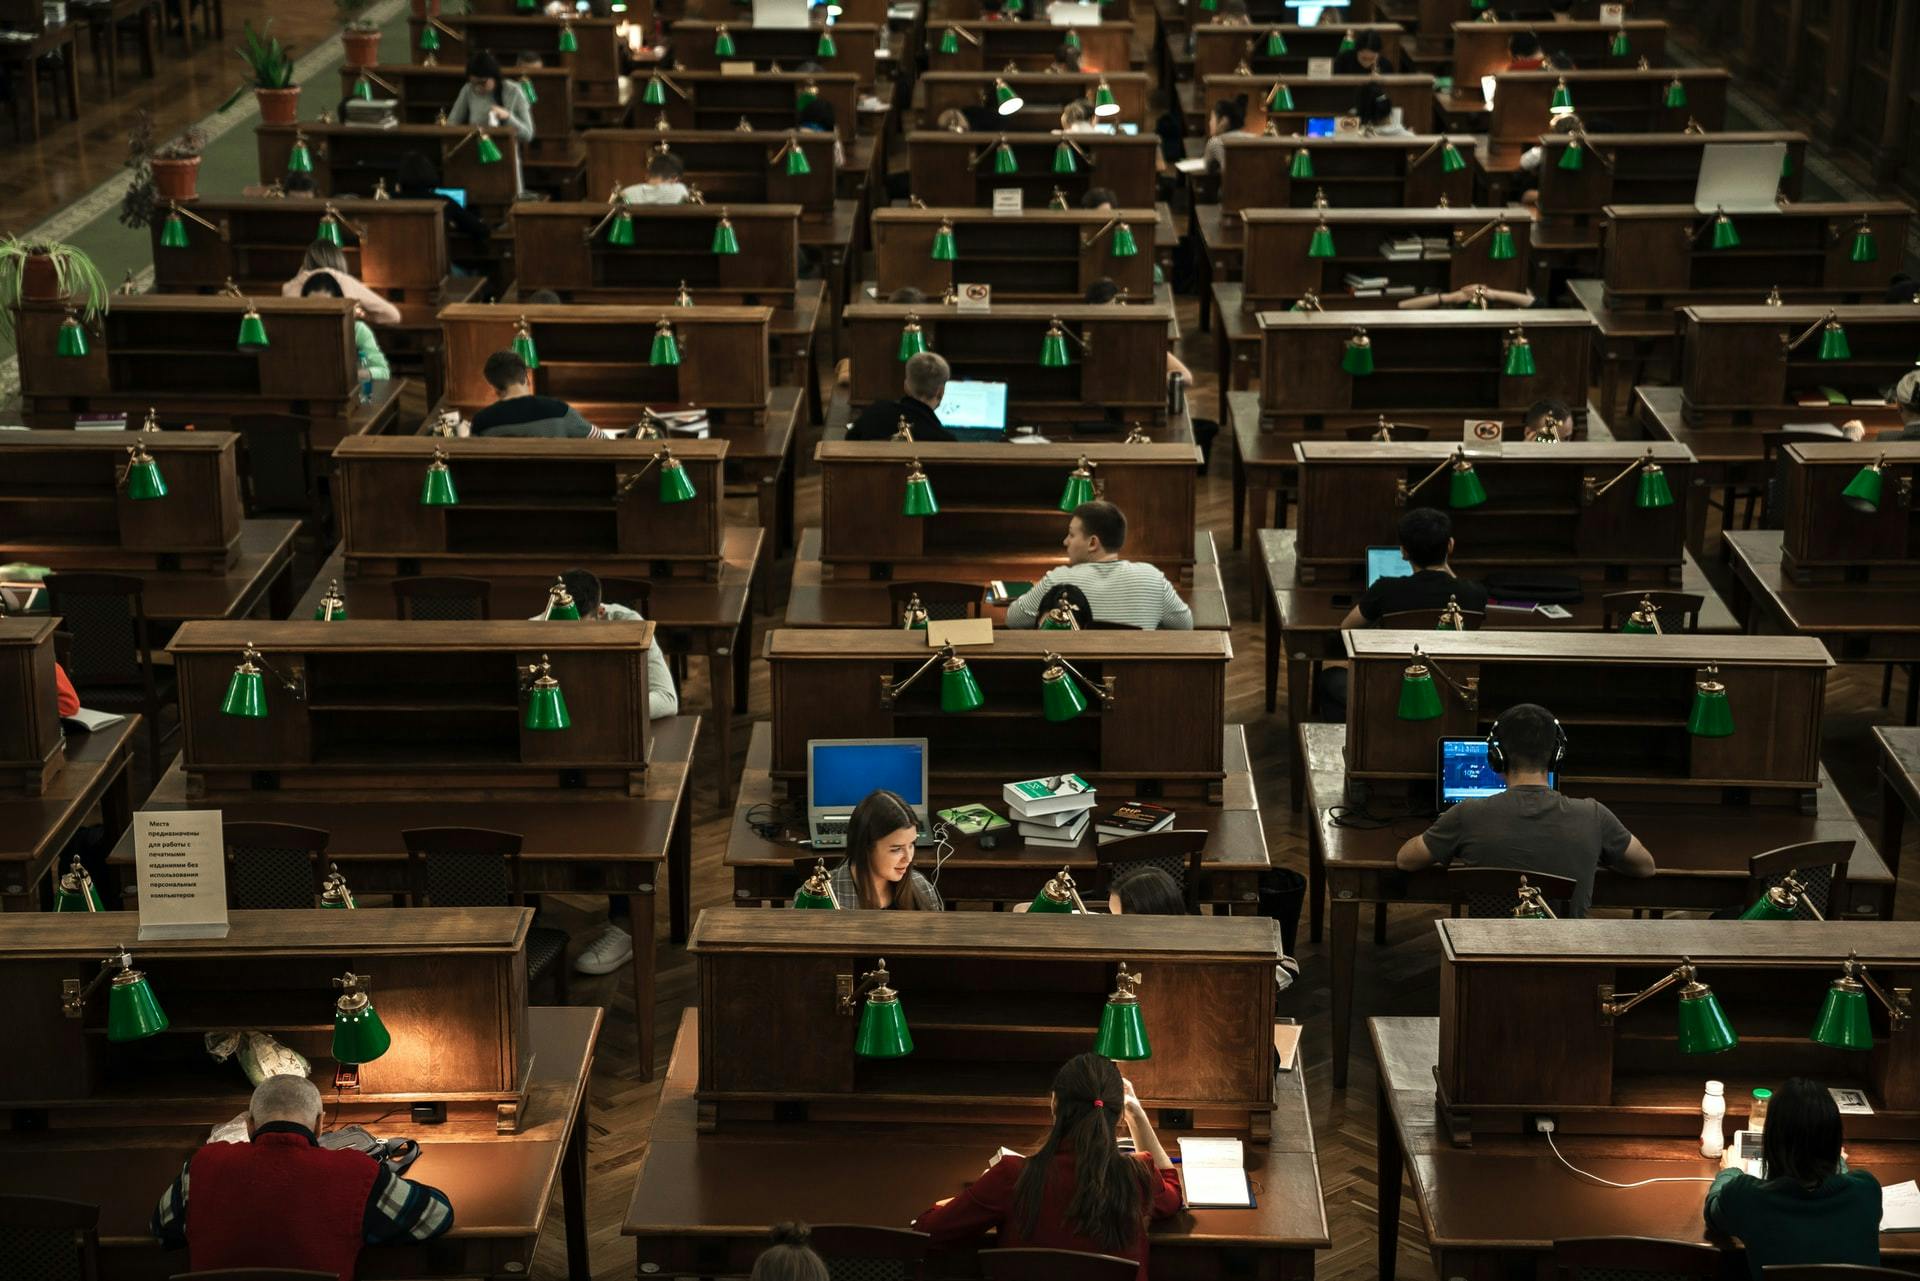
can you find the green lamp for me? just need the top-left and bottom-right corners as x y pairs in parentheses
(1809, 951), (1912, 1051)
(221, 644), (268, 718)
(53, 307), (89, 356)
(53, 856), (101, 912)
(1740, 869), (1821, 921)
(1557, 136), (1585, 170)
(1049, 188), (1071, 211)
(332, 972), (393, 1066)
(1609, 28), (1630, 57)
(794, 859), (839, 908)
(317, 210), (346, 247)
(353, 75), (375, 101)
(642, 73), (668, 107)
(898, 314), (929, 360)
(1400, 448), (1486, 510)
(557, 22), (579, 52)
(1513, 876), (1558, 919)
(852, 959), (913, 1057)
(122, 442), (167, 501)
(1710, 206), (1740, 249)
(160, 210), (190, 249)
(771, 131), (812, 177)
(512, 316), (539, 369)
(992, 137), (1018, 175)
(1394, 646), (1448, 721)
(518, 76), (537, 104)
(649, 317), (682, 366)
(543, 577), (582, 620)
(1340, 328), (1374, 376)
(900, 593), (930, 631)
(1440, 139), (1467, 173)
(1092, 79), (1119, 118)
(994, 78), (1024, 116)
(1487, 221), (1516, 260)
(1600, 958), (1737, 1056)
(313, 579), (348, 621)
(421, 446), (458, 506)
(1267, 81), (1294, 112)
(816, 29), (837, 58)
(1664, 77), (1687, 108)
(1062, 28), (1080, 51)
(712, 209), (741, 254)
(522, 653), (572, 730)
(1842, 456), (1891, 512)
(1029, 866), (1088, 913)
(1288, 147), (1314, 180)
(902, 459), (939, 517)
(1502, 325), (1536, 377)
(236, 304), (270, 351)
(1040, 601), (1081, 630)
(1307, 219), (1335, 259)
(1849, 216), (1878, 263)
(419, 21), (439, 51)
(1040, 651), (1110, 723)
(1053, 141), (1079, 174)
(1550, 77), (1573, 113)
(1094, 965), (1150, 1060)
(1039, 318), (1076, 367)
(1058, 456), (1096, 511)
(938, 26), (959, 54)
(474, 132), (505, 165)
(714, 23), (736, 55)
(653, 447), (698, 503)
(931, 218), (957, 261)
(1337, 29), (1356, 53)
(1586, 449), (1675, 510)
(63, 950), (170, 1041)
(1620, 596), (1662, 634)
(1263, 28), (1287, 56)
(1786, 310), (1852, 362)
(320, 863), (357, 909)
(878, 642), (984, 713)
(287, 134), (313, 174)
(1687, 665), (1736, 738)
(607, 202), (637, 246)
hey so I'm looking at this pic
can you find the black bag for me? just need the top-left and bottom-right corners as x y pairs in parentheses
(319, 1124), (422, 1175)
(1483, 570), (1584, 605)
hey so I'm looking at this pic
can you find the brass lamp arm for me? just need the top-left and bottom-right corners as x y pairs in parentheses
(1453, 217), (1506, 249)
(166, 201), (226, 238)
(1047, 319), (1092, 355)
(1515, 883), (1558, 919)
(941, 23), (982, 45)
(1409, 644), (1472, 705)
(62, 949), (133, 1018)
(1081, 215), (1128, 249)
(354, 66), (399, 96)
(447, 127), (493, 158)
(1588, 450), (1657, 499)
(1563, 128), (1616, 171)
(1784, 311), (1839, 353)
(242, 644), (306, 699)
(1855, 961), (1912, 1033)
(1043, 651), (1116, 709)
(1401, 451), (1461, 502)
(879, 644), (955, 708)
(1599, 960), (1692, 1020)
(615, 448), (675, 498)
(584, 185), (636, 241)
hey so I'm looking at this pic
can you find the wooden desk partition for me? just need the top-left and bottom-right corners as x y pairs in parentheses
(1218, 134), (1476, 216)
(1254, 309), (1593, 431)
(668, 21), (881, 90)
(1535, 132), (1806, 247)
(927, 21), (1134, 73)
(1487, 69), (1729, 160)
(638, 70), (858, 138)
(815, 440), (1199, 573)
(843, 299), (1175, 423)
(1191, 22), (1404, 83)
(1451, 20), (1667, 88)
(510, 202), (801, 307)
(764, 629), (1230, 796)
(148, 196), (449, 305)
(872, 207), (1156, 300)
(335, 63), (582, 190)
(1344, 631), (1831, 803)
(1, 907), (535, 1130)
(255, 123), (522, 215)
(584, 129), (838, 220)
(1295, 442), (1696, 586)
(1240, 207), (1533, 312)
(1197, 73), (1434, 136)
(1678, 305), (1920, 425)
(0, 618), (61, 795)
(168, 620), (656, 795)
(1601, 202), (1914, 311)
(918, 71), (1150, 130)
(1778, 442), (1920, 581)
(406, 14), (626, 121)
(689, 911), (1282, 1134)
(1415, 0), (1635, 55)
(905, 130), (1158, 208)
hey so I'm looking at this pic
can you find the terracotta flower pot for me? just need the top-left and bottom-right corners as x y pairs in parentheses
(343, 28), (381, 67)
(19, 251), (60, 302)
(255, 86), (301, 126)
(150, 155), (201, 203)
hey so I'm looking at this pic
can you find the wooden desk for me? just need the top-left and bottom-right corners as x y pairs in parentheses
(337, 64), (584, 196)
(112, 716), (699, 1079)
(0, 717), (137, 912)
(1479, 68), (1730, 165)
(1181, 73), (1432, 138)
(667, 20), (883, 90)
(1238, 206), (1536, 314)
(905, 131), (1160, 210)
(0, 1004), (600, 1280)
(1217, 134), (1476, 218)
(917, 70), (1150, 130)
(1190, 20), (1404, 84)
(1679, 304), (1920, 426)
(873, 207), (1159, 302)
(1725, 529), (1920, 695)
(1450, 20), (1667, 88)
(256, 124), (524, 222)
(926, 20), (1134, 74)
(1533, 132), (1807, 254)
(1874, 724), (1919, 888)
(1306, 721), (1892, 1087)
(408, 13), (628, 125)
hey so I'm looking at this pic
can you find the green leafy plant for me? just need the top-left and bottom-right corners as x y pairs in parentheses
(119, 110), (208, 230)
(220, 19), (296, 110)
(0, 238), (110, 337)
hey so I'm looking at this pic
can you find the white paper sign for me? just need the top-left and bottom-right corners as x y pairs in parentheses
(1464, 420), (1505, 453)
(136, 810), (230, 940)
(956, 283), (992, 313)
(991, 187), (1023, 216)
(1600, 3), (1626, 23)
(1306, 56), (1334, 79)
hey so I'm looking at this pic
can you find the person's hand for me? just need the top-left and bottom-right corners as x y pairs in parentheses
(1121, 1078), (1145, 1117)
(1842, 419), (1867, 442)
(351, 302), (365, 320)
(489, 105), (509, 124)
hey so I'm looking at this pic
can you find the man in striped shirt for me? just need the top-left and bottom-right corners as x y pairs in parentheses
(1006, 500), (1194, 630)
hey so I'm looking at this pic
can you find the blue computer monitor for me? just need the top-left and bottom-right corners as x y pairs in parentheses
(1366, 546), (1413, 585)
(1438, 737), (1556, 809)
(808, 739), (928, 810)
(1305, 117), (1338, 138)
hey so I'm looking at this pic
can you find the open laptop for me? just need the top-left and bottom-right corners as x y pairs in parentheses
(1437, 737), (1557, 811)
(939, 379), (1009, 442)
(808, 738), (933, 847)
(1694, 142), (1788, 215)
(1366, 546), (1413, 586)
(432, 187), (469, 208)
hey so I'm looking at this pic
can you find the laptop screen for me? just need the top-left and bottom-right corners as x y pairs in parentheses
(809, 740), (927, 810)
(1305, 117), (1338, 138)
(433, 187), (469, 208)
(939, 380), (1009, 433)
(1366, 546), (1413, 586)
(1438, 737), (1556, 809)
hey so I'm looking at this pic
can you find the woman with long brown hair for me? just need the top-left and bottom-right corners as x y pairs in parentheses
(798, 790), (943, 910)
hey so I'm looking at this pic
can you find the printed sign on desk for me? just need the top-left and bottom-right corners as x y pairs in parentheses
(135, 810), (230, 940)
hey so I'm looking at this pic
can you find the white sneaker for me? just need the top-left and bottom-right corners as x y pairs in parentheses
(574, 924), (634, 975)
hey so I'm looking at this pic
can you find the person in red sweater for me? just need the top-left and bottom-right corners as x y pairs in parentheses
(54, 663), (79, 718)
(913, 1053), (1182, 1281)
(153, 1074), (452, 1280)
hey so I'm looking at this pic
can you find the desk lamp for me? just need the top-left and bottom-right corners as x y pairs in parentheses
(816, 28), (837, 58)
(1306, 217), (1335, 259)
(795, 859), (839, 908)
(1337, 29), (1356, 53)
(317, 206), (348, 248)
(988, 135), (1019, 176)
(938, 26), (978, 55)
(1740, 869), (1823, 921)
(1052, 137), (1082, 174)
(796, 80), (819, 110)
(1848, 216), (1878, 263)
(1501, 325), (1536, 377)
(1399, 448), (1486, 509)
(56, 308), (88, 358)
(542, 578), (581, 620)
(1514, 876), (1557, 919)
(1061, 28), (1081, 52)
(676, 282), (696, 307)
(1041, 650), (1113, 722)
(1265, 81), (1294, 113)
(850, 959), (913, 1057)
(1083, 217), (1138, 259)
(1704, 205), (1740, 250)
(1435, 596), (1467, 631)
(1664, 77), (1688, 109)
(313, 579), (347, 621)
(879, 642), (983, 712)
(1095, 965), (1150, 1059)
(1841, 456), (1893, 512)
(511, 316), (539, 369)
(521, 654), (572, 730)
(1395, 644), (1470, 721)
(1049, 187), (1072, 210)
(1263, 28), (1288, 56)
(1687, 665), (1736, 738)
(1040, 601), (1082, 631)
(772, 132), (812, 177)
(1550, 77), (1574, 114)
(1608, 27), (1631, 57)
(236, 302), (270, 351)
(1041, 319), (1087, 367)
(160, 200), (219, 250)
(1029, 867), (1089, 913)
(1599, 958), (1737, 1055)
(286, 131), (313, 175)
(320, 863), (357, 909)
(1621, 596), (1662, 634)
(556, 21), (579, 52)
(1340, 328), (1373, 376)
(332, 972), (392, 1089)
(899, 315), (929, 360)
(1289, 147), (1314, 180)
(1059, 457), (1097, 511)
(649, 317), (683, 367)
(712, 208), (740, 255)
(1093, 80), (1119, 118)
(122, 442), (168, 501)
(713, 23), (735, 55)
(616, 447), (698, 504)
(900, 593), (930, 630)
(902, 459), (939, 516)
(1585, 449), (1675, 510)
(994, 79), (1025, 115)
(421, 446), (458, 506)
(63, 948), (169, 1041)
(53, 856), (101, 912)
(221, 643), (305, 719)
(931, 219), (957, 261)
(588, 188), (638, 245)
(1785, 310), (1852, 362)
(517, 75), (537, 104)
(1810, 951), (1911, 1051)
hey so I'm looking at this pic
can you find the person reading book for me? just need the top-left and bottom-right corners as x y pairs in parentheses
(798, 790), (944, 910)
(912, 1053), (1180, 1281)
(1005, 502), (1193, 631)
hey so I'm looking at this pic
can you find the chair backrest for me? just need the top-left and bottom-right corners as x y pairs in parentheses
(0, 1195), (100, 1281)
(1446, 867), (1577, 919)
(240, 418), (317, 516)
(1094, 829), (1207, 912)
(172, 1271), (339, 1281)
(224, 821), (331, 909)
(1761, 1267), (1920, 1280)
(43, 573), (151, 687)
(806, 1225), (931, 1281)
(1036, 581), (1094, 627)
(1343, 423), (1431, 441)
(1552, 1236), (1726, 1281)
(887, 580), (982, 624)
(979, 1247), (1138, 1281)
(392, 575), (493, 621)
(1378, 606), (1485, 631)
(400, 826), (526, 907)
(1599, 590), (1705, 634)
(1747, 839), (1855, 920)
(598, 577), (654, 617)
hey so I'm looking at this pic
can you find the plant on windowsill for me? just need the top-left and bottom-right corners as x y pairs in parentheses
(0, 238), (109, 338)
(119, 110), (209, 229)
(220, 20), (300, 125)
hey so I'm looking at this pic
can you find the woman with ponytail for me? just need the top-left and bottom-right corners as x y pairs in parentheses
(913, 1053), (1181, 1280)
(750, 1222), (829, 1281)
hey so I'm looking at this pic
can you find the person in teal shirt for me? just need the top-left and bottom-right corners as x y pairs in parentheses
(1704, 1076), (1882, 1280)
(300, 274), (389, 380)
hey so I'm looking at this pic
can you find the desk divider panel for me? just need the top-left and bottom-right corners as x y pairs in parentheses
(0, 619), (61, 794)
(1535, 133), (1807, 246)
(1219, 134), (1476, 216)
(1678, 305), (1920, 424)
(1487, 69), (1729, 159)
(919, 72), (1150, 130)
(667, 21), (882, 89)
(1241, 207), (1533, 311)
(149, 197), (451, 301)
(927, 22), (1135, 73)
(405, 14), (626, 117)
(638, 71), (859, 138)
(511, 203), (802, 306)
(334, 64), (579, 168)
(873, 208), (1157, 300)
(1197, 74), (1434, 136)
(1602, 203), (1913, 311)
(1415, 0), (1634, 55)
(1450, 20), (1668, 87)
(906, 131), (1159, 209)
(1190, 22), (1405, 83)
(255, 124), (522, 213)
(1778, 442), (1920, 580)
(584, 130), (838, 220)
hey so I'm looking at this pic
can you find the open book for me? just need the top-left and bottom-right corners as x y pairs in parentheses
(1177, 1137), (1252, 1208)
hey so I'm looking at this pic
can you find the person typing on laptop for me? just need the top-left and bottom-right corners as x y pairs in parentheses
(849, 350), (957, 442)
(1341, 507), (1489, 628)
(798, 790), (945, 910)
(1395, 704), (1656, 915)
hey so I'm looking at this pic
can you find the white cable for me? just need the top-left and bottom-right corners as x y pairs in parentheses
(1546, 1130), (1720, 1190)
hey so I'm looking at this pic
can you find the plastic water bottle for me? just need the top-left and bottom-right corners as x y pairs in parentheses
(1750, 1087), (1771, 1136)
(1699, 1080), (1726, 1158)
(357, 359), (374, 406)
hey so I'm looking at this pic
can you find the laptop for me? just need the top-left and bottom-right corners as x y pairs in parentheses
(1437, 737), (1557, 811)
(1366, 546), (1413, 586)
(432, 187), (469, 208)
(939, 379), (1009, 441)
(1305, 116), (1338, 138)
(1694, 142), (1788, 215)
(807, 738), (933, 847)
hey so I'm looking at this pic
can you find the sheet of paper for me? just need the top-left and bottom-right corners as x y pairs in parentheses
(1177, 1137), (1251, 1207)
(135, 810), (230, 940)
(63, 707), (127, 731)
(1881, 1179), (1920, 1232)
(1174, 157), (1207, 174)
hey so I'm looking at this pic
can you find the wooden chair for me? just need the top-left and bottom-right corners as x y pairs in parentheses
(1761, 1267), (1920, 1280)
(1551, 1237), (1724, 1281)
(1746, 839), (1855, 921)
(0, 1194), (101, 1281)
(1600, 591), (1705, 634)
(392, 575), (493, 621)
(224, 822), (330, 909)
(1446, 868), (1576, 919)
(1378, 606), (1485, 631)
(806, 1225), (931, 1281)
(1094, 829), (1207, 913)
(400, 827), (568, 999)
(1035, 581), (1094, 627)
(887, 580), (983, 624)
(173, 1271), (338, 1280)
(42, 572), (176, 766)
(980, 1247), (1138, 1281)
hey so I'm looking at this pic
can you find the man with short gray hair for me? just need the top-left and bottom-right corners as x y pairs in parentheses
(849, 350), (957, 442)
(153, 1073), (453, 1279)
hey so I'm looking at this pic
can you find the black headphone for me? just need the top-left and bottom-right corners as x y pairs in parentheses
(1486, 711), (1568, 774)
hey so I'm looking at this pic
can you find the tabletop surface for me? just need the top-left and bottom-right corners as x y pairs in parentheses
(122, 519), (299, 623)
(0, 715), (137, 864)
(1726, 530), (1920, 635)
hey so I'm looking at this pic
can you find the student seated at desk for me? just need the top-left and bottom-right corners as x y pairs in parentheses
(1398, 282), (1537, 310)
(1505, 30), (1547, 71)
(300, 274), (391, 381)
(1108, 866), (1186, 915)
(152, 1074), (453, 1279)
(1007, 500), (1195, 631)
(397, 152), (493, 245)
(1522, 397), (1572, 442)
(447, 52), (535, 147)
(848, 351), (958, 442)
(752, 1223), (829, 1281)
(1705, 1076), (1883, 1279)
(1834, 369), (1920, 441)
(1355, 84), (1413, 138)
(1201, 96), (1252, 173)
(1334, 29), (1396, 75)
(1341, 507), (1488, 628)
(281, 240), (403, 326)
(1395, 703), (1657, 915)
(913, 1052), (1180, 1281)
(623, 153), (692, 205)
(797, 790), (945, 910)
(1086, 278), (1194, 384)
(471, 350), (606, 438)
(797, 96), (847, 169)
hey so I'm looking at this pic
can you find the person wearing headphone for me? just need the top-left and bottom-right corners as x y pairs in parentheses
(1395, 703), (1656, 915)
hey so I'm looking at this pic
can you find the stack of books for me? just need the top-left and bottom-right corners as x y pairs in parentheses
(1094, 800), (1176, 846)
(1005, 773), (1098, 849)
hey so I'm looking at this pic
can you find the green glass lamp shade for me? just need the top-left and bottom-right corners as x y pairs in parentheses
(1059, 463), (1095, 511)
(107, 968), (169, 1042)
(1487, 223), (1516, 260)
(1675, 982), (1738, 1055)
(519, 77), (537, 104)
(524, 671), (572, 731)
(1609, 30), (1630, 57)
(903, 464), (939, 517)
(221, 661), (268, 718)
(931, 221), (957, 261)
(160, 212), (189, 249)
(1337, 30), (1356, 53)
(993, 142), (1018, 175)
(938, 27), (959, 53)
(1842, 462), (1886, 512)
(1040, 605), (1077, 630)
(1053, 141), (1078, 174)
(1739, 886), (1798, 921)
(1711, 212), (1740, 249)
(1041, 664), (1088, 722)
(512, 325), (539, 369)
(994, 80), (1022, 114)
(558, 24), (580, 52)
(1307, 223), (1336, 258)
(650, 321), (682, 366)
(317, 216), (346, 247)
(940, 656), (985, 713)
(1062, 29), (1081, 50)
(1094, 996), (1150, 1060)
(797, 82), (818, 109)
(1441, 140), (1467, 173)
(353, 75), (375, 101)
(1502, 332), (1536, 377)
(1028, 870), (1078, 912)
(657, 453), (698, 503)
(1267, 82), (1293, 112)
(1621, 610), (1657, 634)
(1093, 81), (1118, 117)
(1818, 319), (1852, 361)
(1635, 462), (1675, 509)
(1264, 28), (1287, 56)
(793, 884), (837, 909)
(902, 597), (930, 630)
(855, 990), (913, 1058)
(711, 215), (741, 254)
(1664, 78), (1687, 108)
(1449, 461), (1487, 508)
(1004, 0), (1023, 17)
(782, 138), (813, 176)
(517, 0), (536, 10)
(419, 24), (440, 51)
(1199, 0), (1216, 10)
(1109, 223), (1138, 257)
(545, 585), (581, 620)
(1557, 139), (1585, 170)
(237, 308), (270, 350)
(421, 453), (458, 506)
(898, 319), (928, 361)
(1687, 678), (1736, 738)
(1781, 150), (1793, 178)
(1850, 224), (1878, 263)
(313, 586), (347, 621)
(714, 25), (736, 55)
(287, 141), (313, 174)
(1470, 0), (1488, 8)
(1810, 978), (1874, 1051)
(1040, 323), (1073, 367)
(816, 30), (836, 58)
(57, 317), (89, 357)
(332, 993), (393, 1064)
(1340, 331), (1373, 376)
(475, 133), (504, 165)
(643, 75), (668, 106)
(1288, 148), (1314, 179)
(606, 209), (636, 246)
(54, 864), (101, 912)
(125, 450), (168, 501)
(1396, 663), (1444, 721)
(1550, 79), (1573, 111)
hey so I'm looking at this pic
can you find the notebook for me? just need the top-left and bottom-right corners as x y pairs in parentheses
(1177, 1138), (1252, 1208)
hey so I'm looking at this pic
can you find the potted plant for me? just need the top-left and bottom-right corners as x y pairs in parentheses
(221, 20), (299, 125)
(119, 111), (209, 229)
(338, 0), (381, 66)
(0, 238), (110, 337)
